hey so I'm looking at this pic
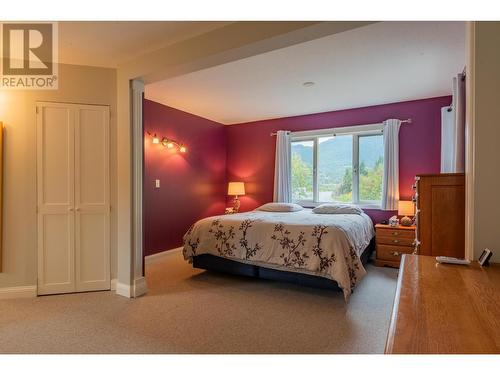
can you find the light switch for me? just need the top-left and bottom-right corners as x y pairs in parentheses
(155, 179), (160, 188)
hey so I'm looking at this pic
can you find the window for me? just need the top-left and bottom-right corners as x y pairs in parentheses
(291, 125), (384, 207)
(318, 134), (353, 203)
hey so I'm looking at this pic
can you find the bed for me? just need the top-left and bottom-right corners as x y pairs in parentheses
(182, 208), (375, 298)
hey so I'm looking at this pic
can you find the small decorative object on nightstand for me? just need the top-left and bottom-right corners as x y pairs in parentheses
(374, 223), (416, 268)
(388, 215), (399, 227)
(227, 182), (245, 213)
(224, 207), (235, 215)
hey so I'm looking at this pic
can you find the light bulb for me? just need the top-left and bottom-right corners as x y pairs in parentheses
(152, 134), (159, 144)
(179, 145), (186, 153)
(167, 142), (174, 149)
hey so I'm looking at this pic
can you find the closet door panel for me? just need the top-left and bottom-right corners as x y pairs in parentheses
(39, 105), (73, 206)
(78, 108), (108, 205)
(76, 212), (109, 288)
(37, 104), (75, 295)
(39, 214), (74, 288)
(75, 106), (110, 292)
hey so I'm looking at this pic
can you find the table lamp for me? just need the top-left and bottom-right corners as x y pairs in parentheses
(228, 182), (245, 213)
(398, 200), (415, 226)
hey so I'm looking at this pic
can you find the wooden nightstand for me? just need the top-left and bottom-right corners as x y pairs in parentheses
(374, 224), (416, 268)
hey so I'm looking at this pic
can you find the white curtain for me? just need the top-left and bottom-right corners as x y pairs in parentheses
(381, 119), (402, 210)
(441, 73), (465, 173)
(273, 130), (292, 203)
(441, 106), (454, 172)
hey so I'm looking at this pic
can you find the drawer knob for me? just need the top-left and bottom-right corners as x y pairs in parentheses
(393, 239), (400, 243)
(392, 232), (399, 236)
(391, 251), (401, 257)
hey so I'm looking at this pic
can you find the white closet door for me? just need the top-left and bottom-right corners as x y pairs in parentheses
(74, 105), (110, 292)
(37, 103), (76, 295)
(37, 102), (110, 295)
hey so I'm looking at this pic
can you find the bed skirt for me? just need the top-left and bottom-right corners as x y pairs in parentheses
(192, 238), (375, 291)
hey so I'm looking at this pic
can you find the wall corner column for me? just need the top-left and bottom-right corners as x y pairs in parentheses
(131, 79), (147, 297)
(464, 21), (475, 261)
(116, 77), (146, 298)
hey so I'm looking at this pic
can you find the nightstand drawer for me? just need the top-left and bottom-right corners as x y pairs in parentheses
(374, 224), (416, 268)
(377, 244), (414, 261)
(376, 235), (415, 247)
(375, 228), (415, 239)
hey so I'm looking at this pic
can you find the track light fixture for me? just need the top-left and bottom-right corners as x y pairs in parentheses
(146, 132), (187, 153)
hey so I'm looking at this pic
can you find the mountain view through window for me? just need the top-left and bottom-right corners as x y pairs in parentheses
(291, 133), (384, 204)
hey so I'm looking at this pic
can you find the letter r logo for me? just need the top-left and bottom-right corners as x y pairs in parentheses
(2, 23), (53, 75)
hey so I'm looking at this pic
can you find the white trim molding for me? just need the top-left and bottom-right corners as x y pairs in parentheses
(116, 281), (132, 298)
(291, 123), (384, 140)
(133, 277), (147, 297)
(115, 277), (147, 298)
(0, 285), (37, 299)
(144, 247), (183, 265)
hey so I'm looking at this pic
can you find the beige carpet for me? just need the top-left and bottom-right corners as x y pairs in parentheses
(0, 251), (398, 353)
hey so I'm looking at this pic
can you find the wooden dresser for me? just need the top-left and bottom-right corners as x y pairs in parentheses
(375, 224), (416, 268)
(386, 255), (500, 354)
(0, 123), (2, 272)
(414, 173), (465, 258)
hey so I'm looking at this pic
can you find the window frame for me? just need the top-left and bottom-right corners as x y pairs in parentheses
(290, 123), (384, 209)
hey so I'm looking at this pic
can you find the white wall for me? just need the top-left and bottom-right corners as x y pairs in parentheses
(0, 63), (117, 287)
(469, 22), (500, 262)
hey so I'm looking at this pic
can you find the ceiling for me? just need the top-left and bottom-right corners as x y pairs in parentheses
(145, 21), (465, 125)
(58, 21), (230, 67)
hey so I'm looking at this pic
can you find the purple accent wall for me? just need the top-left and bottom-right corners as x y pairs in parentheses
(144, 96), (450, 255)
(225, 96), (451, 224)
(143, 99), (227, 256)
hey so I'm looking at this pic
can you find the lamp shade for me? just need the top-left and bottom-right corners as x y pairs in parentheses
(228, 182), (245, 196)
(398, 200), (415, 216)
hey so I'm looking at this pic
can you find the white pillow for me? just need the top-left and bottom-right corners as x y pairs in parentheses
(256, 203), (304, 212)
(312, 203), (363, 215)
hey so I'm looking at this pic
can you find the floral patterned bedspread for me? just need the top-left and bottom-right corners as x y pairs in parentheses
(183, 209), (374, 298)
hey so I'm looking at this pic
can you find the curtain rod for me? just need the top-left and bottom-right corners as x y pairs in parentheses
(270, 118), (412, 136)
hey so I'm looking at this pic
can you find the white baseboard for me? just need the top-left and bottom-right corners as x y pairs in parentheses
(115, 277), (148, 298)
(116, 282), (132, 298)
(114, 247), (181, 299)
(144, 247), (182, 264)
(133, 277), (147, 297)
(0, 285), (37, 299)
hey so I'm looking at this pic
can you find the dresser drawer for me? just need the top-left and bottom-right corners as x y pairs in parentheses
(377, 244), (414, 261)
